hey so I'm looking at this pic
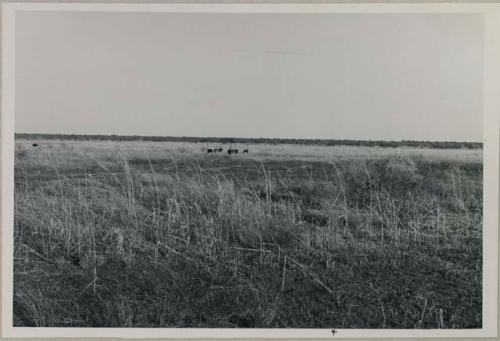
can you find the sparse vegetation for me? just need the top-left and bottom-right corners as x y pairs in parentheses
(13, 140), (482, 328)
(15, 133), (483, 149)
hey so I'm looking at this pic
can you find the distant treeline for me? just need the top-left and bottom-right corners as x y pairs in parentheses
(15, 133), (483, 149)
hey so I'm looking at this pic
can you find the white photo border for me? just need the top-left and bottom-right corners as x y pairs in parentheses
(2, 2), (499, 339)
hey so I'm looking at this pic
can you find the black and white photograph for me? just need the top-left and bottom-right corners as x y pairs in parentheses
(2, 2), (499, 338)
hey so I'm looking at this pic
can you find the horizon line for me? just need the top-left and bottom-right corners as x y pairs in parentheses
(14, 132), (483, 144)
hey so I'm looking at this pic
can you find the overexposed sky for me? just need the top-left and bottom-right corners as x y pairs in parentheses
(15, 12), (483, 141)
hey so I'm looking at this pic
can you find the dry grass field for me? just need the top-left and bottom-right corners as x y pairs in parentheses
(13, 139), (483, 328)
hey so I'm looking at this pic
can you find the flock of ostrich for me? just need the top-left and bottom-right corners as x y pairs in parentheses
(206, 146), (249, 155)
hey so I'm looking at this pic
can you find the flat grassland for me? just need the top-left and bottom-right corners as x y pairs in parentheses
(13, 140), (483, 328)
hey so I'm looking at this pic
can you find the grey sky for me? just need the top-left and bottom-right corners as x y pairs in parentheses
(15, 11), (483, 141)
